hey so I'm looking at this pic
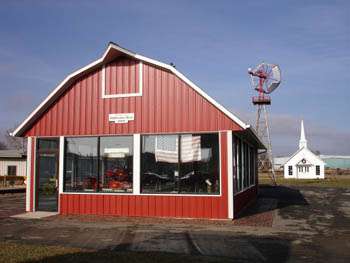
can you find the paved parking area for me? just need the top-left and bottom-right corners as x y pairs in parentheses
(0, 185), (349, 262)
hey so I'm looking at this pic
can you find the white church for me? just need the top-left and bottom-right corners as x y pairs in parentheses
(284, 120), (325, 179)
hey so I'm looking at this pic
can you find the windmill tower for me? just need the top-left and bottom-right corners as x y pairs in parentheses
(248, 63), (281, 184)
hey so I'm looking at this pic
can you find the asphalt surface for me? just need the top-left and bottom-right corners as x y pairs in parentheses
(0, 185), (349, 262)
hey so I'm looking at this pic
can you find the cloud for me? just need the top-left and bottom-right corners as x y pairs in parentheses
(232, 108), (350, 156)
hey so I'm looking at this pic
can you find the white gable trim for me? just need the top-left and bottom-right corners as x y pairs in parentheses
(285, 147), (325, 166)
(12, 42), (249, 137)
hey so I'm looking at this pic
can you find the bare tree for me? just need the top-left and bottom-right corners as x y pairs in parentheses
(4, 128), (27, 152)
(0, 141), (8, 150)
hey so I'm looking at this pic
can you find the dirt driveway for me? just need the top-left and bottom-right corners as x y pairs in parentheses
(0, 185), (349, 262)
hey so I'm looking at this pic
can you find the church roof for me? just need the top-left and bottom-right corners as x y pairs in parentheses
(284, 146), (325, 165)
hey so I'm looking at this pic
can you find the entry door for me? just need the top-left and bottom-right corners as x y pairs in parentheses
(36, 138), (59, 212)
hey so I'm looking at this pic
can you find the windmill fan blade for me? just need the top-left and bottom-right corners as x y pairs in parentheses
(266, 65), (281, 94)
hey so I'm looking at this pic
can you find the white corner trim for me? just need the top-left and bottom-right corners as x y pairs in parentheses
(101, 61), (143, 99)
(227, 131), (234, 219)
(218, 132), (223, 197)
(32, 138), (36, 212)
(59, 136), (64, 194)
(26, 137), (32, 212)
(133, 134), (141, 195)
(13, 42), (248, 137)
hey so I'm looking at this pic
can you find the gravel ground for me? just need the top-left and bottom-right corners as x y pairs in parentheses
(0, 185), (349, 262)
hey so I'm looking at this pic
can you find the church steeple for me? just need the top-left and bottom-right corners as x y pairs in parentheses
(299, 120), (308, 149)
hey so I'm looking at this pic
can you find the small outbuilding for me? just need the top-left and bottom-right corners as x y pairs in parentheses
(12, 42), (264, 219)
(284, 120), (325, 179)
(0, 150), (27, 177)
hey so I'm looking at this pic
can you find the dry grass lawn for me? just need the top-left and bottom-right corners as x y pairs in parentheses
(259, 174), (350, 188)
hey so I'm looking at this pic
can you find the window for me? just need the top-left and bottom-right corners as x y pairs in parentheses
(249, 146), (255, 185)
(236, 138), (242, 192)
(288, 166), (293, 175)
(243, 143), (248, 188)
(64, 137), (98, 192)
(316, 165), (320, 175)
(7, 166), (17, 176)
(100, 136), (133, 193)
(232, 136), (237, 192)
(233, 136), (257, 193)
(38, 139), (59, 151)
(141, 133), (220, 195)
(64, 136), (133, 193)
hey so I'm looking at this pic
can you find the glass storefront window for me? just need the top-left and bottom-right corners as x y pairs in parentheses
(100, 136), (133, 193)
(141, 135), (179, 193)
(64, 137), (98, 192)
(141, 133), (220, 195)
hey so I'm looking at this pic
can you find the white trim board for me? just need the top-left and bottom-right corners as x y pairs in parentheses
(101, 61), (143, 98)
(26, 137), (32, 212)
(133, 134), (141, 195)
(59, 136), (64, 194)
(227, 131), (234, 219)
(12, 42), (251, 137)
(32, 138), (37, 212)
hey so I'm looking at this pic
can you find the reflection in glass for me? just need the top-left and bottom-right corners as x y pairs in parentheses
(64, 137), (98, 192)
(141, 133), (220, 194)
(100, 136), (133, 193)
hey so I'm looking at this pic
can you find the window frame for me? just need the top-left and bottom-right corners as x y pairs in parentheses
(140, 132), (222, 197)
(63, 135), (134, 194)
(233, 134), (257, 196)
(61, 132), (222, 197)
(7, 165), (17, 176)
(288, 165), (293, 176)
(316, 165), (320, 176)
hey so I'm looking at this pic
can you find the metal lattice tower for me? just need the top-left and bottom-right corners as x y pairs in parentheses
(255, 104), (276, 184)
(248, 63), (281, 185)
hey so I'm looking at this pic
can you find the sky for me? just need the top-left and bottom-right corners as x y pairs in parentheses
(0, 0), (349, 155)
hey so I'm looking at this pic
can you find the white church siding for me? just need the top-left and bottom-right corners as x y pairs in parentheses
(284, 148), (325, 179)
(283, 120), (325, 179)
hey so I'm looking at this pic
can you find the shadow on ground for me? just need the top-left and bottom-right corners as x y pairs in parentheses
(237, 185), (309, 220)
(20, 234), (292, 263)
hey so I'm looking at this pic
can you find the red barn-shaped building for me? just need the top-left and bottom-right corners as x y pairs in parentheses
(12, 43), (264, 219)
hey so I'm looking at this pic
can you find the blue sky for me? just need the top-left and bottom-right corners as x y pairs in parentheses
(0, 0), (349, 155)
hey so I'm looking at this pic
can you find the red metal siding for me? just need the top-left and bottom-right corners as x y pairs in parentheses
(105, 58), (139, 95)
(59, 132), (228, 219)
(25, 58), (242, 137)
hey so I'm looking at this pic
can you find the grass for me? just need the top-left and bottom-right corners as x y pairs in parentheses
(259, 175), (350, 188)
(0, 242), (230, 263)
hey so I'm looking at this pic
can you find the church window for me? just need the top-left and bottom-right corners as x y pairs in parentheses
(288, 166), (292, 175)
(316, 165), (320, 175)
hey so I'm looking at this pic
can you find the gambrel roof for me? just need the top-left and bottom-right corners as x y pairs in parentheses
(11, 42), (264, 148)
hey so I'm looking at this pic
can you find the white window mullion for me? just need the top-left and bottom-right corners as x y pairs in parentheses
(59, 136), (64, 194)
(133, 134), (141, 195)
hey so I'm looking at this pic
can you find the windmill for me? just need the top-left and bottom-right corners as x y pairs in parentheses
(248, 63), (281, 184)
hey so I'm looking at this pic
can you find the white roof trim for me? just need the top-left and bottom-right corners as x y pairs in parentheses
(12, 42), (250, 137)
(285, 146), (325, 165)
